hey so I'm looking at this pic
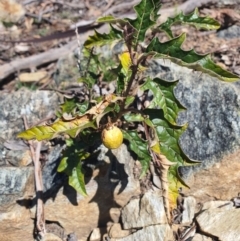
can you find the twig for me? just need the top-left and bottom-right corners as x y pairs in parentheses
(23, 116), (45, 238)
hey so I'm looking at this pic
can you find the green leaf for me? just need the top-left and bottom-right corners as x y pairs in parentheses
(160, 8), (220, 38)
(69, 164), (86, 196)
(126, 0), (160, 44)
(124, 113), (144, 122)
(141, 78), (185, 125)
(76, 101), (89, 115)
(144, 109), (188, 165)
(122, 130), (151, 177)
(97, 15), (127, 25)
(168, 164), (185, 207)
(58, 141), (90, 196)
(84, 25), (122, 49)
(144, 109), (193, 207)
(61, 98), (77, 114)
(116, 72), (125, 94)
(147, 33), (239, 82)
(17, 116), (96, 141)
(125, 96), (135, 107)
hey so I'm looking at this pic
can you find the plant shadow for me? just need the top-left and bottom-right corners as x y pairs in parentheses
(16, 145), (129, 240)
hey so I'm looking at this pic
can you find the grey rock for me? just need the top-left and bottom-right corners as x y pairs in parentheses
(121, 190), (167, 229)
(196, 208), (240, 241)
(0, 166), (34, 206)
(0, 167), (35, 241)
(148, 59), (240, 198)
(217, 25), (240, 39)
(5, 149), (32, 167)
(181, 196), (196, 224)
(0, 89), (59, 140)
(66, 233), (78, 241)
(112, 224), (173, 241)
(42, 144), (65, 193)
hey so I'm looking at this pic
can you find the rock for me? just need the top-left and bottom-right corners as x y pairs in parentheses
(181, 196), (196, 224)
(0, 90), (60, 241)
(89, 228), (101, 241)
(0, 200), (34, 241)
(148, 59), (240, 203)
(182, 151), (240, 203)
(5, 149), (32, 166)
(196, 207), (240, 241)
(112, 224), (173, 241)
(0, 89), (59, 140)
(0, 166), (34, 207)
(41, 144), (65, 193)
(0, 89), (141, 241)
(121, 190), (167, 229)
(108, 223), (132, 239)
(201, 200), (233, 211)
(217, 25), (240, 39)
(42, 233), (63, 241)
(192, 233), (213, 241)
(66, 233), (78, 241)
(30, 144), (140, 241)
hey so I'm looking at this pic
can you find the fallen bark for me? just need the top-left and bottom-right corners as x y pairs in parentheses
(0, 40), (77, 81)
(0, 24), (110, 82)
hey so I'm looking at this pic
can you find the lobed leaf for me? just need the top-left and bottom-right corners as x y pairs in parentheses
(160, 8), (220, 38)
(144, 109), (191, 165)
(147, 33), (239, 82)
(97, 15), (128, 25)
(84, 25), (122, 49)
(141, 77), (185, 125)
(17, 115), (96, 141)
(126, 0), (160, 45)
(144, 109), (192, 207)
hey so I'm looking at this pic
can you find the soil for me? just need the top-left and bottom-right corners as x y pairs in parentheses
(0, 0), (239, 92)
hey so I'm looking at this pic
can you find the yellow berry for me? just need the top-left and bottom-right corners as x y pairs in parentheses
(101, 126), (123, 149)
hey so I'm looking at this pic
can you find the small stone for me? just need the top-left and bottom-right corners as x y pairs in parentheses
(121, 190), (167, 229)
(89, 228), (101, 241)
(196, 208), (240, 241)
(66, 233), (78, 241)
(181, 196), (196, 224)
(112, 224), (173, 241)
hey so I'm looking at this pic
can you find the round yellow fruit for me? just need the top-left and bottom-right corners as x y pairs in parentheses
(101, 126), (123, 149)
